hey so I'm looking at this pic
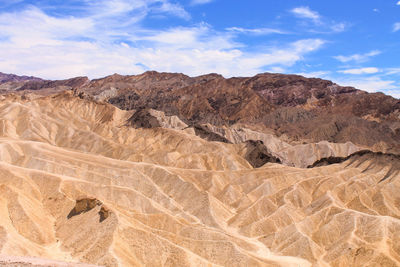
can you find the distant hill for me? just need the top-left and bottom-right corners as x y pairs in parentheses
(0, 71), (42, 83)
(1, 71), (399, 154)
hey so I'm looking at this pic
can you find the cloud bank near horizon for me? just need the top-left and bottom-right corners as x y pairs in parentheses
(0, 0), (399, 98)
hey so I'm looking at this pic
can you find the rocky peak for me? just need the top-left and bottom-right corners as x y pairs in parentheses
(0, 72), (43, 83)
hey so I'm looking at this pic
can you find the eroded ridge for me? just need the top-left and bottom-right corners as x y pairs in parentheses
(0, 92), (398, 266)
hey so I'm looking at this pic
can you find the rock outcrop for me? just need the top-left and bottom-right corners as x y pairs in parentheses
(241, 140), (281, 168)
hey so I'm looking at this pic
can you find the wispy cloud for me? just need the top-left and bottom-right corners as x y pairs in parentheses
(154, 1), (191, 20)
(237, 39), (325, 70)
(385, 68), (400, 75)
(0, 7), (95, 47)
(334, 76), (397, 94)
(295, 70), (399, 98)
(0, 2), (325, 79)
(338, 67), (379, 75)
(296, 71), (331, 78)
(333, 50), (381, 63)
(397, 1), (400, 5)
(226, 27), (287, 35)
(393, 22), (400, 32)
(290, 6), (348, 33)
(383, 90), (400, 98)
(330, 23), (347, 33)
(191, 0), (214, 5)
(291, 6), (321, 22)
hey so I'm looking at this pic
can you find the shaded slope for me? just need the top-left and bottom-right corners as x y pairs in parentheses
(308, 149), (400, 170)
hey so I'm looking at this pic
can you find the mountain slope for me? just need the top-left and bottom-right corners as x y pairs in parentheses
(79, 71), (400, 153)
(0, 92), (399, 266)
(0, 72), (42, 83)
(1, 71), (399, 153)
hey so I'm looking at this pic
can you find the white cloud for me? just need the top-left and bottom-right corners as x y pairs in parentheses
(191, 0), (213, 5)
(45, 0), (190, 22)
(0, 4), (325, 79)
(393, 22), (400, 32)
(397, 1), (400, 5)
(290, 6), (348, 33)
(0, 8), (94, 48)
(266, 67), (286, 73)
(333, 50), (381, 63)
(330, 23), (346, 33)
(338, 67), (380, 75)
(87, 0), (147, 17)
(384, 90), (400, 98)
(296, 71), (330, 78)
(334, 77), (397, 93)
(226, 27), (287, 35)
(153, 1), (191, 20)
(385, 68), (400, 75)
(236, 39), (325, 71)
(291, 6), (321, 22)
(137, 25), (239, 50)
(293, 71), (400, 99)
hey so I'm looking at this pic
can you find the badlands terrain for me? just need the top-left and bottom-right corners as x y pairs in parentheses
(0, 71), (399, 266)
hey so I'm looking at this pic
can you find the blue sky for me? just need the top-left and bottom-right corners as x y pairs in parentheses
(0, 0), (399, 97)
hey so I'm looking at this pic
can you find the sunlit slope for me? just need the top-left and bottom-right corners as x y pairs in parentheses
(0, 92), (399, 266)
(0, 92), (251, 171)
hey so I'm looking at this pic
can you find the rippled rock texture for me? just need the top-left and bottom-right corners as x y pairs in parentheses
(0, 92), (398, 266)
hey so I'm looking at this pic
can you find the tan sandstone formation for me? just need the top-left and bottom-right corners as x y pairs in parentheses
(0, 92), (398, 266)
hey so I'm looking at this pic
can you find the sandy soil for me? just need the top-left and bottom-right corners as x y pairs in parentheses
(0, 255), (99, 266)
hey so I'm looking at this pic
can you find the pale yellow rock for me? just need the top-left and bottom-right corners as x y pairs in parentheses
(0, 91), (398, 267)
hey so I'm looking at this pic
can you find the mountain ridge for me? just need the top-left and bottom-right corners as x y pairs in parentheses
(0, 72), (43, 83)
(1, 70), (399, 154)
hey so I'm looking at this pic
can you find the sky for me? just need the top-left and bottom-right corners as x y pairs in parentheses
(0, 0), (399, 98)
